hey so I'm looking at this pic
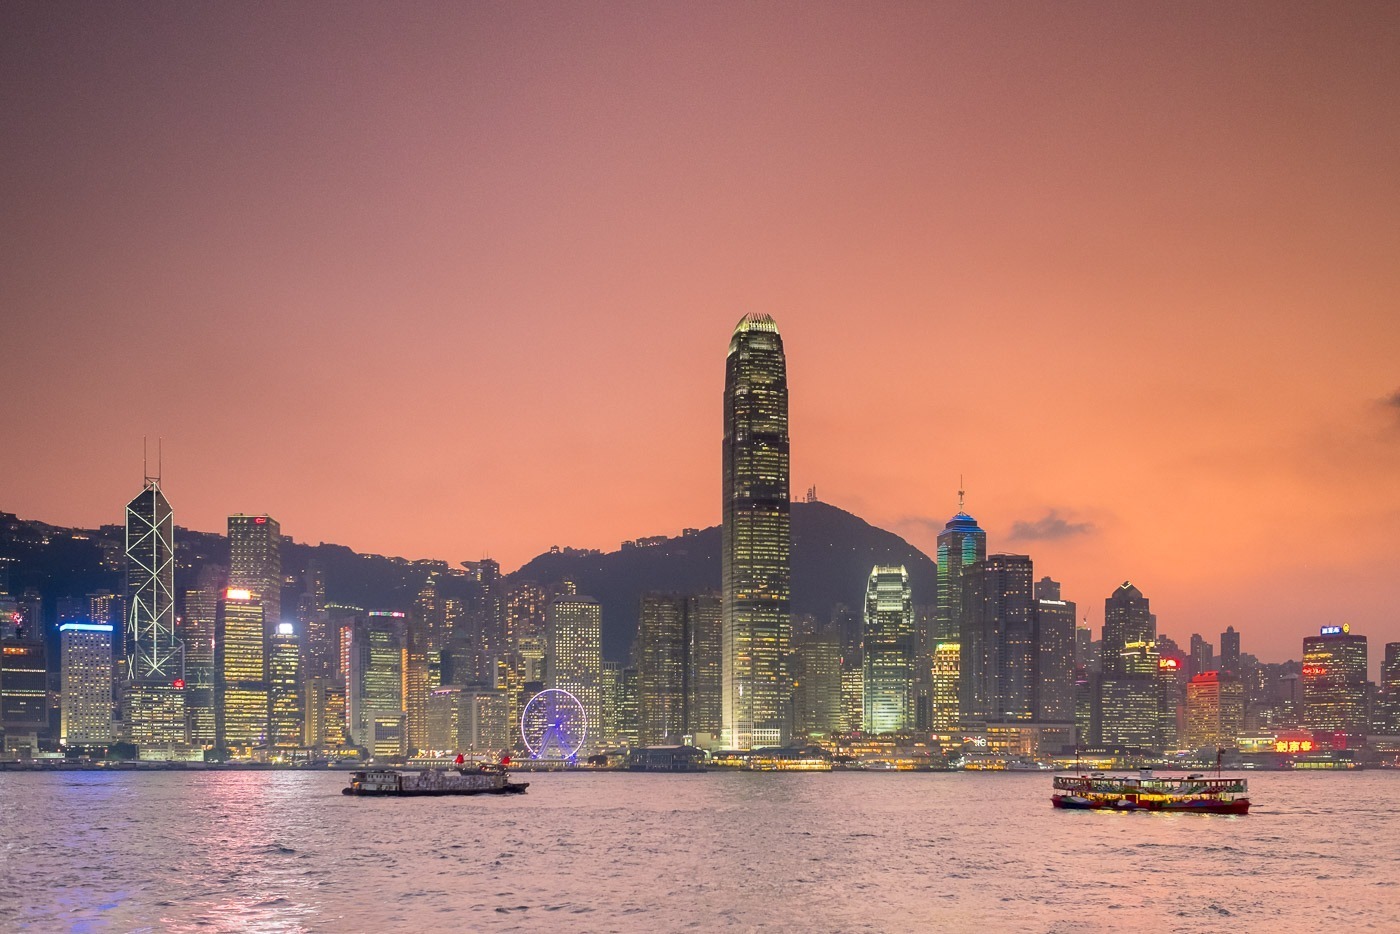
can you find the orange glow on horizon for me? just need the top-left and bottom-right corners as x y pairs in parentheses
(1, 4), (1397, 668)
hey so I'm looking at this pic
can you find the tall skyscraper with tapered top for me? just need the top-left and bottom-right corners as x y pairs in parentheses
(722, 313), (791, 750)
(124, 474), (186, 747)
(932, 497), (986, 730)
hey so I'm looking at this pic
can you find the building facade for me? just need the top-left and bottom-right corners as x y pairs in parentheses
(124, 477), (186, 747)
(547, 596), (602, 752)
(862, 565), (914, 733)
(345, 612), (407, 757)
(217, 589), (268, 752)
(60, 623), (114, 746)
(684, 594), (723, 747)
(181, 568), (222, 748)
(1220, 626), (1241, 675)
(793, 632), (843, 740)
(228, 514), (282, 629)
(932, 508), (986, 729)
(1185, 671), (1244, 750)
(1101, 583), (1154, 676)
(722, 313), (791, 750)
(268, 622), (301, 751)
(637, 594), (688, 746)
(1033, 577), (1076, 723)
(1301, 624), (1368, 741)
(961, 554), (1035, 722)
(1381, 642), (1400, 735)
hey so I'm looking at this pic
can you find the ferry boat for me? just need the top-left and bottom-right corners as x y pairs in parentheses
(1052, 771), (1249, 814)
(343, 766), (529, 797)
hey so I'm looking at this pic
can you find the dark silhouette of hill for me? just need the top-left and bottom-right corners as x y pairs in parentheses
(3, 501), (935, 663)
(510, 501), (936, 660)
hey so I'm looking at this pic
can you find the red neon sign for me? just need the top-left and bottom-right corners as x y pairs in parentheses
(254, 517), (266, 524)
(173, 678), (186, 689)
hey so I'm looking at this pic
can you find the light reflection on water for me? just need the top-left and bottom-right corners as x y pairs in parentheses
(1, 769), (1397, 932)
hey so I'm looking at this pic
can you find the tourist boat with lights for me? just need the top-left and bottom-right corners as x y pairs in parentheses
(342, 766), (529, 797)
(1051, 771), (1249, 814)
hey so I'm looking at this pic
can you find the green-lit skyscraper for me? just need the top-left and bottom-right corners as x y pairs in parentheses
(722, 313), (790, 750)
(863, 565), (915, 733)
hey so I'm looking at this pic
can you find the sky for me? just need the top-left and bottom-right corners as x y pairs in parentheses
(2, 2), (1398, 666)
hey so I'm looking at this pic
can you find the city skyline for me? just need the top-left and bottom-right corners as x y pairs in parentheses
(2, 3), (1398, 668)
(2, 314), (1396, 767)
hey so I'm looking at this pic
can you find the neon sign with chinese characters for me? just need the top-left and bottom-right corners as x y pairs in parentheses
(1273, 739), (1314, 754)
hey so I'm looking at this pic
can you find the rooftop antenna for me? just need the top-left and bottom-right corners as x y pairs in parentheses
(143, 436), (148, 482)
(157, 437), (163, 482)
(958, 474), (965, 512)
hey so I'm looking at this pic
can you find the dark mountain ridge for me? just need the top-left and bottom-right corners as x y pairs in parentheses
(2, 501), (936, 662)
(511, 501), (937, 659)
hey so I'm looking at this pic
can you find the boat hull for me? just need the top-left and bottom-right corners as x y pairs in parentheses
(1052, 794), (1249, 814)
(342, 767), (529, 797)
(342, 783), (530, 797)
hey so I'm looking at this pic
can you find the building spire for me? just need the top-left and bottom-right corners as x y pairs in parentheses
(958, 474), (965, 512)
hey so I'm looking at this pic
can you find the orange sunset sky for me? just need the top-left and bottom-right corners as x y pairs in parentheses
(2, 3), (1397, 665)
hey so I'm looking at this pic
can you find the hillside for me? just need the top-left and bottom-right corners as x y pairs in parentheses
(2, 501), (937, 662)
(511, 501), (937, 660)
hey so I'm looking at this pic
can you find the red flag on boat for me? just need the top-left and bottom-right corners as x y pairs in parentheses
(454, 753), (465, 766)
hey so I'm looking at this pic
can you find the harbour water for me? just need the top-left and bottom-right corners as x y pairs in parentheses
(2, 769), (1397, 932)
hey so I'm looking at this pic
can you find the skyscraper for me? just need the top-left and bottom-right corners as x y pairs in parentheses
(1101, 583), (1154, 675)
(60, 622), (114, 746)
(268, 621), (301, 750)
(1380, 642), (1400, 735)
(229, 515), (282, 627)
(792, 632), (843, 740)
(345, 611), (408, 757)
(1185, 671), (1244, 750)
(547, 595), (603, 753)
(1301, 624), (1368, 741)
(1220, 626), (1241, 675)
(1033, 577), (1076, 723)
(297, 564), (333, 681)
(863, 565), (915, 733)
(722, 313), (790, 750)
(1095, 583), (1159, 750)
(0, 639), (47, 755)
(464, 558), (506, 680)
(685, 594), (723, 747)
(932, 505), (986, 730)
(961, 554), (1035, 722)
(217, 589), (268, 752)
(637, 594), (688, 746)
(124, 476), (186, 747)
(1189, 633), (1214, 678)
(181, 566), (222, 748)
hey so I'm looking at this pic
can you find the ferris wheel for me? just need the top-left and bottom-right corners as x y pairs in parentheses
(521, 688), (588, 760)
